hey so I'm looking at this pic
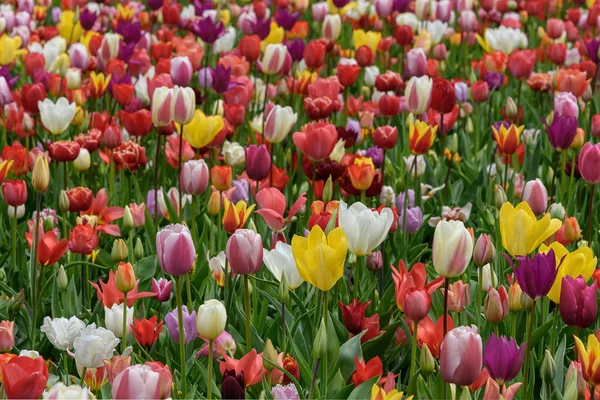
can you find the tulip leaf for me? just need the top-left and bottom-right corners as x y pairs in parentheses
(526, 138), (542, 181)
(136, 255), (156, 284)
(63, 278), (79, 318)
(347, 375), (379, 400)
(51, 272), (62, 318)
(330, 383), (354, 399)
(554, 336), (566, 393)
(362, 320), (401, 361)
(334, 332), (364, 381)
(328, 368), (346, 397)
(531, 319), (553, 348)
(416, 375), (433, 399)
(162, 190), (180, 223)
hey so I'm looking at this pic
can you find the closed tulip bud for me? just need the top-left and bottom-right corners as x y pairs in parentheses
(74, 148), (91, 171)
(484, 286), (508, 324)
(246, 218), (257, 233)
(479, 264), (497, 292)
(522, 179), (548, 216)
(323, 176), (333, 204)
(278, 273), (289, 303)
(123, 206), (134, 229)
(565, 361), (586, 398)
(265, 106), (297, 144)
(32, 156), (50, 193)
(432, 220), (473, 278)
(180, 160), (209, 195)
(322, 14), (341, 42)
(505, 97), (517, 120)
(66, 68), (81, 90)
(10, 290), (25, 315)
(226, 229), (263, 275)
(508, 282), (523, 312)
(263, 339), (278, 371)
(541, 350), (556, 383)
(560, 276), (597, 329)
(570, 128), (586, 150)
(170, 56), (193, 87)
(563, 217), (581, 242)
(549, 203), (566, 221)
(172, 86), (195, 126)
(420, 343), (435, 375)
(493, 185), (507, 209)
(473, 234), (495, 268)
(156, 224), (196, 276)
(578, 142), (600, 184)
(208, 191), (221, 216)
(196, 299), (227, 340)
(366, 251), (383, 272)
(151, 87), (173, 127)
(116, 262), (135, 293)
(592, 115), (600, 138)
(404, 287), (431, 321)
(404, 76), (432, 115)
(111, 239), (128, 262)
(440, 326), (483, 386)
(57, 265), (68, 291)
(313, 318), (328, 360)
(520, 292), (534, 311)
(59, 190), (70, 212)
(134, 238), (144, 261)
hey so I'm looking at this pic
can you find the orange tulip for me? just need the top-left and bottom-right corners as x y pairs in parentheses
(348, 157), (375, 191)
(222, 198), (255, 234)
(556, 69), (590, 98)
(492, 124), (524, 156)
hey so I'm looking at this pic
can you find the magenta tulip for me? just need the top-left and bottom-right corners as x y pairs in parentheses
(156, 224), (196, 276)
(559, 276), (597, 329)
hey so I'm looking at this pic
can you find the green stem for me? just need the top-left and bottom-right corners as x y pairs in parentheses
(354, 256), (362, 300)
(409, 321), (418, 379)
(566, 153), (577, 215)
(244, 275), (252, 351)
(588, 184), (596, 244)
(282, 301), (287, 355)
(476, 267), (482, 327)
(323, 290), (329, 398)
(31, 193), (41, 347)
(11, 211), (17, 271)
(122, 292), (128, 352)
(191, 195), (197, 244)
(550, 306), (559, 354)
(80, 367), (87, 387)
(207, 340), (213, 400)
(63, 352), (69, 385)
(523, 302), (536, 398)
(109, 158), (115, 201)
(186, 273), (193, 310)
(175, 276), (187, 396)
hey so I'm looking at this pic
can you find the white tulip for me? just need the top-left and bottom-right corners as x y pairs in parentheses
(74, 148), (90, 172)
(420, 21), (448, 45)
(322, 14), (341, 42)
(263, 242), (304, 290)
(19, 349), (40, 358)
(223, 141), (246, 167)
(264, 105), (297, 143)
(38, 97), (76, 135)
(404, 155), (426, 177)
(213, 27), (236, 54)
(196, 299), (227, 340)
(134, 75), (150, 104)
(40, 316), (85, 351)
(363, 66), (380, 87)
(68, 324), (120, 368)
(432, 220), (473, 278)
(104, 303), (133, 338)
(43, 383), (93, 399)
(484, 26), (528, 54)
(339, 200), (394, 257)
(7, 204), (24, 219)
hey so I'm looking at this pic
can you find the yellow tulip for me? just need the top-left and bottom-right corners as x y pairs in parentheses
(117, 4), (135, 21)
(58, 10), (83, 44)
(220, 10), (231, 26)
(261, 23), (284, 51)
(539, 242), (597, 303)
(291, 226), (347, 292)
(499, 202), (561, 257)
(0, 35), (22, 66)
(413, 31), (432, 53)
(353, 29), (381, 52)
(371, 385), (412, 400)
(180, 110), (224, 149)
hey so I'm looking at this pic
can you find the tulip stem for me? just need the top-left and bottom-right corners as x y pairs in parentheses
(308, 358), (320, 400)
(550, 152), (559, 202)
(354, 256), (362, 300)
(443, 278), (450, 337)
(244, 275), (252, 351)
(207, 340), (213, 400)
(409, 321), (418, 380)
(476, 267), (482, 328)
(550, 306), (559, 354)
(153, 133), (161, 225)
(80, 367), (87, 387)
(523, 301), (536, 398)
(63, 352), (69, 385)
(175, 276), (188, 396)
(588, 184), (596, 244)
(31, 192), (42, 347)
(122, 292), (128, 352)
(566, 153), (577, 215)
(109, 158), (115, 201)
(516, 80), (523, 124)
(11, 211), (17, 271)
(262, 74), (270, 139)
(282, 301), (287, 355)
(323, 290), (329, 398)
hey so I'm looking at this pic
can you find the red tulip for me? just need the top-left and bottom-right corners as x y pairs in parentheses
(292, 122), (338, 161)
(430, 77), (456, 114)
(239, 35), (261, 63)
(24, 53), (45, 78)
(131, 316), (163, 347)
(373, 126), (398, 150)
(37, 231), (68, 266)
(395, 25), (413, 46)
(112, 83), (135, 106)
(66, 187), (94, 212)
(378, 94), (400, 117)
(303, 40), (326, 70)
(507, 50), (536, 80)
(2, 356), (48, 399)
(113, 141), (148, 172)
(2, 141), (29, 175)
(119, 110), (153, 137)
(21, 83), (47, 115)
(548, 43), (566, 66)
(48, 140), (80, 162)
(336, 64), (361, 88)
(2, 180), (27, 207)
(375, 71), (402, 92)
(68, 221), (98, 255)
(351, 356), (383, 387)
(355, 45), (373, 67)
(471, 80), (489, 103)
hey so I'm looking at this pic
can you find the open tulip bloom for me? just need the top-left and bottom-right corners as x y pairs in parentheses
(1, 2), (600, 400)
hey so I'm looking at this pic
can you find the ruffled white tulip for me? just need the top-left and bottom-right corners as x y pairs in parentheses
(40, 316), (85, 351)
(43, 383), (93, 399)
(68, 324), (119, 368)
(38, 97), (76, 135)
(264, 242), (304, 290)
(484, 26), (528, 54)
(339, 200), (394, 257)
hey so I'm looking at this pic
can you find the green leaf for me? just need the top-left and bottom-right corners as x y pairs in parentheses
(334, 332), (364, 381)
(328, 368), (346, 398)
(554, 336), (566, 393)
(416, 375), (433, 399)
(531, 320), (553, 348)
(347, 376), (379, 400)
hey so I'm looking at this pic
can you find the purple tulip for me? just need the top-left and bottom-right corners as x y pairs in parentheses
(586, 38), (600, 64)
(79, 8), (96, 30)
(399, 206), (423, 234)
(560, 276), (598, 329)
(286, 39), (305, 63)
(152, 278), (173, 302)
(245, 144), (272, 181)
(484, 72), (503, 91)
(332, 0), (350, 8)
(192, 17), (224, 44)
(118, 41), (135, 63)
(148, 0), (163, 10)
(275, 9), (299, 31)
(0, 66), (19, 89)
(211, 64), (234, 95)
(393, 0), (411, 12)
(483, 334), (526, 386)
(194, 0), (213, 16)
(116, 20), (142, 44)
(165, 306), (198, 344)
(510, 250), (559, 301)
(230, 180), (249, 204)
(365, 147), (384, 168)
(396, 189), (416, 210)
(156, 224), (196, 276)
(250, 18), (272, 40)
(541, 114), (578, 151)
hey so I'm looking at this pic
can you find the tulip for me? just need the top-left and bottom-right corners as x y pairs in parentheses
(156, 224), (196, 276)
(373, 126), (398, 150)
(366, 251), (383, 272)
(409, 119), (437, 155)
(499, 202), (561, 257)
(264, 242), (304, 290)
(1, 356), (48, 399)
(170, 56), (193, 86)
(196, 299), (227, 340)
(559, 276), (597, 328)
(68, 324), (120, 368)
(323, 14), (341, 42)
(404, 287), (431, 321)
(579, 142), (600, 184)
(151, 86), (173, 127)
(432, 220), (473, 278)
(37, 231), (68, 266)
(104, 303), (133, 338)
(171, 86), (195, 126)
(521, 179), (548, 216)
(183, 110), (225, 149)
(130, 317), (162, 348)
(484, 286), (508, 324)
(222, 369), (246, 399)
(180, 160), (209, 195)
(573, 334), (600, 385)
(542, 112), (578, 151)
(292, 122), (338, 161)
(31, 156), (50, 193)
(291, 226), (348, 292)
(348, 158), (376, 192)
(115, 262), (135, 294)
(226, 229), (263, 275)
(440, 326), (482, 386)
(211, 165), (233, 192)
(511, 250), (558, 301)
(262, 44), (287, 75)
(222, 198), (255, 234)
(40, 316), (85, 351)
(0, 321), (13, 352)
(565, 361), (586, 398)
(45, 382), (92, 399)
(151, 278), (172, 302)
(245, 144), (271, 181)
(339, 200), (393, 257)
(2, 180), (27, 207)
(165, 306), (198, 345)
(493, 124), (523, 156)
(440, 281), (470, 312)
(264, 106), (297, 143)
(405, 76), (432, 115)
(483, 334), (526, 385)
(38, 97), (76, 135)
(473, 234), (496, 268)
(112, 364), (169, 400)
(556, 69), (588, 98)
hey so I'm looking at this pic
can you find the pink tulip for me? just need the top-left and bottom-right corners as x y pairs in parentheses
(112, 363), (172, 400)
(440, 326), (482, 386)
(521, 179), (548, 216)
(226, 229), (263, 275)
(170, 56), (193, 86)
(68, 43), (89, 70)
(579, 142), (600, 184)
(156, 224), (196, 276)
(0, 321), (14, 352)
(255, 188), (306, 232)
(404, 48), (427, 78)
(436, 0), (452, 22)
(180, 159), (209, 195)
(482, 379), (522, 400)
(554, 92), (579, 119)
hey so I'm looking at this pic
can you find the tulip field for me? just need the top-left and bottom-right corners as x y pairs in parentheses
(3, 0), (600, 399)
